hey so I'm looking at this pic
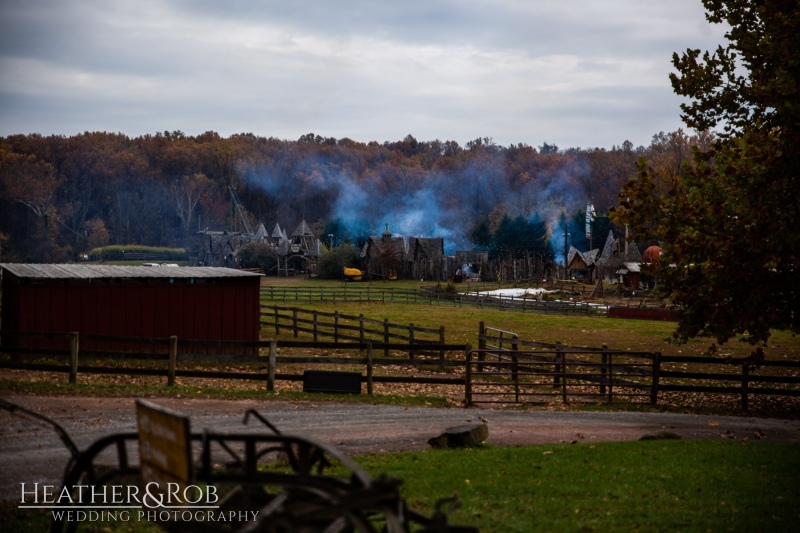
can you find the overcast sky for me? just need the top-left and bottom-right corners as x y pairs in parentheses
(0, 0), (728, 150)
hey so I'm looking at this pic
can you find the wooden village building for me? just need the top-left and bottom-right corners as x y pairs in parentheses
(198, 219), (322, 276)
(405, 236), (446, 281)
(594, 229), (643, 289)
(566, 246), (599, 282)
(359, 227), (408, 280)
(359, 227), (448, 281)
(454, 251), (489, 281)
(0, 263), (261, 355)
(198, 224), (269, 268)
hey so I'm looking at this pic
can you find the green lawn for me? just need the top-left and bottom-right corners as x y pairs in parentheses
(355, 440), (800, 532)
(264, 296), (800, 361)
(3, 440), (797, 532)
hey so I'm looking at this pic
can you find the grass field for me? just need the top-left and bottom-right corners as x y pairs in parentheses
(2, 441), (797, 532)
(260, 285), (800, 361)
(355, 440), (800, 532)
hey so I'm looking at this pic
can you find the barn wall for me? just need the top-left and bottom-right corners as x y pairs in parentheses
(2, 275), (260, 355)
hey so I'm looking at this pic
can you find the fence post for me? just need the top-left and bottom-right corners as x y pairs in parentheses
(741, 362), (749, 411)
(512, 337), (520, 402)
(268, 340), (277, 392)
(409, 323), (415, 360)
(477, 321), (486, 372)
(439, 326), (446, 366)
(650, 352), (661, 405)
(359, 314), (365, 348)
(69, 332), (79, 384)
(465, 345), (473, 406)
(384, 318), (390, 357)
(313, 311), (318, 342)
(334, 311), (340, 343)
(168, 336), (178, 387)
(274, 306), (280, 336)
(292, 309), (298, 338)
(553, 342), (563, 387)
(366, 341), (374, 396)
(600, 344), (608, 394)
(607, 352), (614, 402)
(561, 348), (568, 403)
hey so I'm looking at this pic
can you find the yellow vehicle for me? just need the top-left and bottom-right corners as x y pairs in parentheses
(343, 267), (364, 281)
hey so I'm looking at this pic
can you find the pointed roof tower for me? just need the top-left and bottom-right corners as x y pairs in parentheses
(254, 223), (268, 239)
(292, 219), (314, 238)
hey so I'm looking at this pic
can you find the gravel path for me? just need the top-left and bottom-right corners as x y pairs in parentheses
(2, 394), (798, 502)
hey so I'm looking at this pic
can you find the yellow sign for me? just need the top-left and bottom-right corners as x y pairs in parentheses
(136, 400), (192, 496)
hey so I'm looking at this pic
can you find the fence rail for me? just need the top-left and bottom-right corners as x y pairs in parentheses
(658, 354), (800, 411)
(2, 322), (799, 411)
(467, 342), (657, 405)
(261, 305), (447, 360)
(260, 286), (608, 316)
(0, 330), (468, 395)
(470, 321), (800, 409)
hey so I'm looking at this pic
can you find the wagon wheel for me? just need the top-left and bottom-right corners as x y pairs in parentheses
(50, 433), (141, 533)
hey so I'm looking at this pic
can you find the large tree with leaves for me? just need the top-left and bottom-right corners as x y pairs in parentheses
(614, 0), (799, 357)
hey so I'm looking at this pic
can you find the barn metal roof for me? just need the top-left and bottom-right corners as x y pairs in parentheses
(0, 263), (261, 280)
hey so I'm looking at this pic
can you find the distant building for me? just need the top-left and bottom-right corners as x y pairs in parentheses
(359, 227), (447, 281)
(198, 219), (322, 276)
(595, 229), (643, 288)
(566, 246), (599, 282)
(405, 237), (446, 281)
(454, 251), (489, 281)
(360, 226), (407, 280)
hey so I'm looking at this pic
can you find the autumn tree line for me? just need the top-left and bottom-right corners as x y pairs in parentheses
(0, 129), (709, 264)
(2, 1), (794, 361)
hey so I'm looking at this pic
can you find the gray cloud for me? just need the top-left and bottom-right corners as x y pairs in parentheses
(0, 0), (728, 148)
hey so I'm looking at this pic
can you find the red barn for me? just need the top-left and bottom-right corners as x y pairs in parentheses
(1, 264), (261, 355)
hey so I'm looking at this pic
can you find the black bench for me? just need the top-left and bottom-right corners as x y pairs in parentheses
(302, 370), (362, 394)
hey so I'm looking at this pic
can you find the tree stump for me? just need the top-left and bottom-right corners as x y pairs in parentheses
(428, 422), (488, 449)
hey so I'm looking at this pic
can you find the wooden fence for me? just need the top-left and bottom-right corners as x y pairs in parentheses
(658, 354), (800, 411)
(2, 322), (799, 410)
(261, 305), (447, 360)
(260, 286), (608, 316)
(471, 323), (657, 405)
(470, 321), (800, 409)
(0, 330), (469, 395)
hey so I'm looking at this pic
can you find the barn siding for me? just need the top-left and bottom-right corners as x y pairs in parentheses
(1, 265), (260, 356)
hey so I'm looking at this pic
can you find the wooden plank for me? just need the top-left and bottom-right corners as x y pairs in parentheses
(136, 400), (192, 495)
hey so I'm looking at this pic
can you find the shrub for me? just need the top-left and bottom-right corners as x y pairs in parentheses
(238, 243), (278, 272)
(317, 244), (360, 279)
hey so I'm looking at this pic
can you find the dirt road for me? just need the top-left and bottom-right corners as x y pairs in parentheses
(2, 394), (798, 502)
